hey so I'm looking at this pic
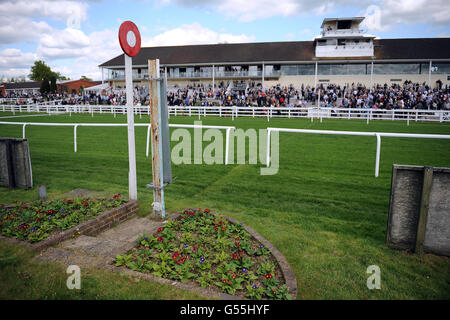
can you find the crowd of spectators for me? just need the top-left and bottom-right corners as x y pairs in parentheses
(166, 81), (450, 110)
(2, 81), (449, 110)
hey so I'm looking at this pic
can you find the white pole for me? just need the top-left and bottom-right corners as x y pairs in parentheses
(212, 64), (215, 92)
(146, 124), (151, 157)
(262, 63), (265, 89)
(428, 60), (432, 86)
(225, 127), (231, 165)
(370, 61), (374, 90)
(375, 133), (381, 177)
(125, 54), (138, 200)
(266, 129), (271, 167)
(314, 62), (318, 88)
(74, 125), (78, 152)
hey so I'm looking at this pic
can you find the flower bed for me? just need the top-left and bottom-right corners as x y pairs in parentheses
(0, 194), (127, 243)
(115, 208), (293, 300)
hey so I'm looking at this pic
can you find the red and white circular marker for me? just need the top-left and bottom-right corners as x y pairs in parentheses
(118, 21), (141, 57)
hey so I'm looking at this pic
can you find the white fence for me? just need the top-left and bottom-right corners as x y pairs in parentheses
(2, 120), (450, 178)
(0, 121), (235, 165)
(1, 103), (450, 123)
(265, 127), (450, 177)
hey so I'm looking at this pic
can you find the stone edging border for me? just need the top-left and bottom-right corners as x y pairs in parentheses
(0, 200), (139, 251)
(111, 210), (298, 300)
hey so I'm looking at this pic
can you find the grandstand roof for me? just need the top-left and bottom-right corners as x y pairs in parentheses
(4, 81), (42, 90)
(99, 38), (450, 68)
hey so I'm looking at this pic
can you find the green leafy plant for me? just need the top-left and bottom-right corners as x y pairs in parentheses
(114, 208), (292, 300)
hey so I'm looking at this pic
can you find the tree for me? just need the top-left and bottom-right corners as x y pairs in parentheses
(40, 78), (50, 94)
(29, 60), (62, 81)
(50, 77), (57, 93)
(80, 75), (92, 81)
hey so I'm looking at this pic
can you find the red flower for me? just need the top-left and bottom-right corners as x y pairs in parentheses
(221, 227), (226, 231)
(214, 226), (218, 231)
(265, 273), (273, 279)
(193, 245), (199, 252)
(204, 209), (210, 213)
(113, 194), (121, 199)
(157, 236), (164, 242)
(48, 209), (54, 214)
(157, 227), (164, 233)
(172, 252), (180, 260)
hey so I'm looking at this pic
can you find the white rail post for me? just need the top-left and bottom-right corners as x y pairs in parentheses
(266, 128), (271, 167)
(375, 133), (381, 178)
(225, 127), (231, 165)
(22, 124), (26, 139)
(74, 125), (78, 152)
(146, 124), (151, 157)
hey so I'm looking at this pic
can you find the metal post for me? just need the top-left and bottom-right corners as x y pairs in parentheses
(125, 54), (138, 200)
(74, 125), (78, 152)
(314, 62), (318, 88)
(225, 127), (231, 165)
(266, 129), (271, 167)
(148, 59), (165, 218)
(212, 64), (215, 92)
(428, 60), (432, 86)
(262, 63), (265, 89)
(375, 133), (381, 177)
(370, 61), (374, 90)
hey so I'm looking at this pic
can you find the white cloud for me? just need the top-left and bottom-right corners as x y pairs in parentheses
(142, 22), (255, 46)
(0, 16), (52, 44)
(361, 0), (450, 32)
(165, 0), (450, 29)
(0, 0), (88, 22)
(0, 48), (37, 79)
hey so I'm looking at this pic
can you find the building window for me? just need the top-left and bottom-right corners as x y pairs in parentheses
(373, 63), (420, 75)
(298, 64), (315, 75)
(337, 20), (352, 29)
(347, 64), (367, 75)
(280, 65), (298, 75)
(431, 63), (450, 74)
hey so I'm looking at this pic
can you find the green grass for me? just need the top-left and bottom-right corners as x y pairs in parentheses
(0, 112), (449, 299)
(0, 241), (208, 300)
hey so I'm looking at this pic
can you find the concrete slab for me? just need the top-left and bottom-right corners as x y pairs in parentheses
(61, 235), (130, 258)
(97, 216), (161, 244)
(34, 247), (113, 268)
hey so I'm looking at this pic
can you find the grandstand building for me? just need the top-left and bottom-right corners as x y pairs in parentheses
(99, 17), (450, 89)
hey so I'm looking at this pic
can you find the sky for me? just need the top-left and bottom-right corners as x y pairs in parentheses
(0, 0), (449, 81)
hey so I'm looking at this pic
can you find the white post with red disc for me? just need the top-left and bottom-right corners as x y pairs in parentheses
(119, 21), (141, 201)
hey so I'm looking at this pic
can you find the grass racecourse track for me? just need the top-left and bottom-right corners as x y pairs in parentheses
(1, 111), (450, 300)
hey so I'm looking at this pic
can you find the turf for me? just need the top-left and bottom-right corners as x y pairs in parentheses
(0, 112), (449, 299)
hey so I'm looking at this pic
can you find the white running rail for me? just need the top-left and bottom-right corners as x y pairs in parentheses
(0, 121), (235, 165)
(265, 127), (450, 177)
